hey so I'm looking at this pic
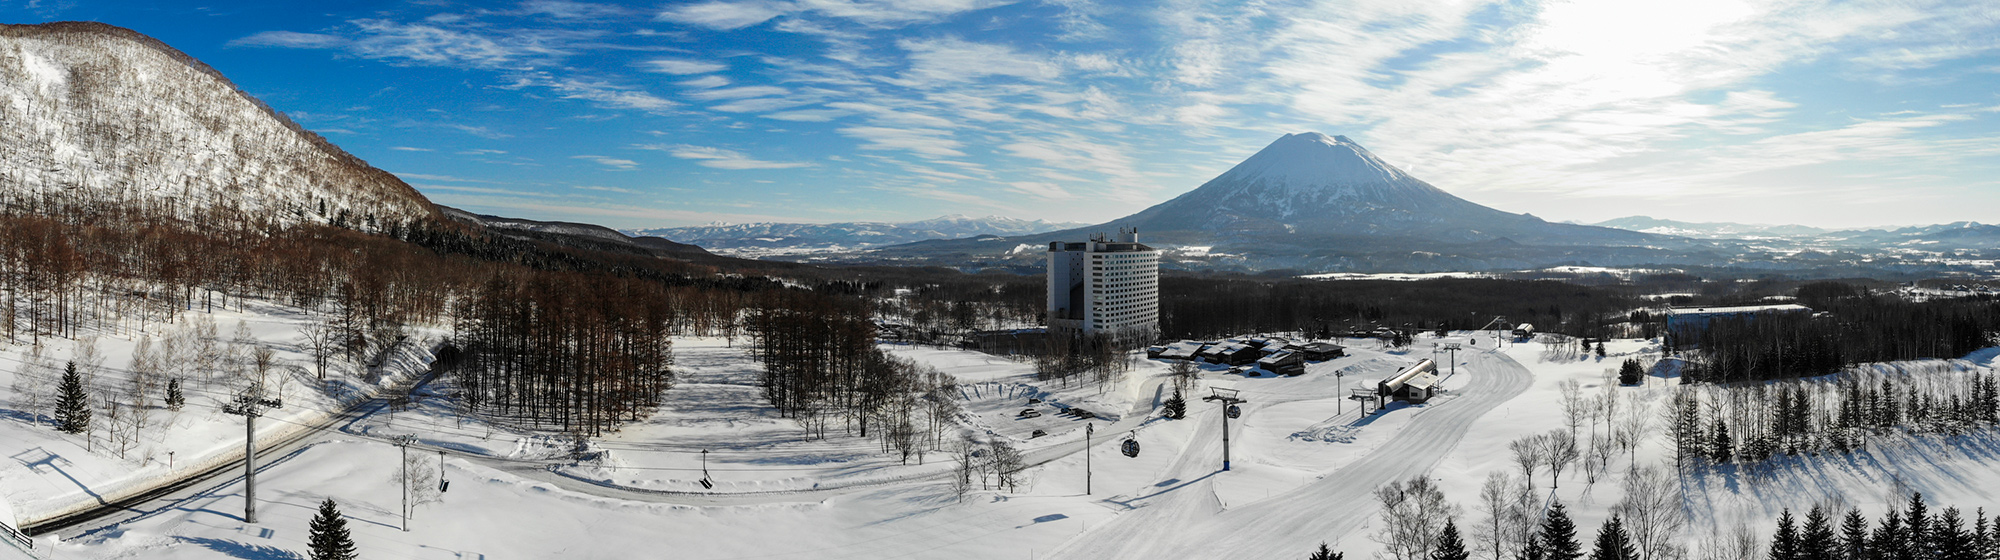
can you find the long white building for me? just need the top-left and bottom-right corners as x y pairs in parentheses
(1047, 229), (1160, 340)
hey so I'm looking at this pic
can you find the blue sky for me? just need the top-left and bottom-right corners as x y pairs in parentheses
(6, 0), (1999, 230)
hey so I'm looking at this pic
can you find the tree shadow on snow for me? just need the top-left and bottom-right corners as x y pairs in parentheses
(173, 536), (302, 560)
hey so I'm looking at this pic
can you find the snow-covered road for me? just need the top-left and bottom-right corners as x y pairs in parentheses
(1052, 345), (1533, 559)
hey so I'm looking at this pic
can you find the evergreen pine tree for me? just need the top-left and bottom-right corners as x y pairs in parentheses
(1842, 508), (1871, 560)
(1772, 509), (1801, 560)
(1618, 359), (1643, 386)
(1520, 534), (1547, 560)
(1163, 389), (1186, 420)
(1873, 511), (1905, 560)
(1906, 493), (1931, 560)
(165, 378), (185, 411)
(1589, 515), (1637, 560)
(308, 498), (358, 560)
(1971, 510), (1990, 560)
(1710, 415), (1734, 464)
(55, 361), (91, 434)
(1804, 505), (1837, 560)
(1310, 542), (1346, 560)
(1935, 508), (1973, 560)
(1435, 520), (1470, 560)
(1542, 501), (1583, 560)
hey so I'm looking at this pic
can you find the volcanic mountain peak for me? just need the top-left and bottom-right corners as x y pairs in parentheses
(1214, 132), (1417, 191)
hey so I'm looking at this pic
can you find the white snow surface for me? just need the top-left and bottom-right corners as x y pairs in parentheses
(0, 300), (439, 530)
(28, 331), (2000, 560)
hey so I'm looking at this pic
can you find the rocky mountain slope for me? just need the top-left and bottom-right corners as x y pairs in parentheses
(0, 22), (436, 230)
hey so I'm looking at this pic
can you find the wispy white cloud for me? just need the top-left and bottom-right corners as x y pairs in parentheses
(229, 31), (346, 49)
(573, 155), (640, 170)
(418, 184), (556, 197)
(656, 1), (788, 30)
(678, 75), (732, 88)
(448, 124), (513, 139)
(548, 78), (676, 111)
(512, 1), (630, 20)
(573, 185), (643, 194)
(895, 37), (1060, 85)
(637, 144), (814, 169)
(396, 172), (492, 183)
(390, 146), (433, 152)
(686, 86), (789, 101)
(657, 0), (1019, 30)
(837, 126), (964, 158)
(1007, 181), (1074, 200)
(643, 58), (729, 74)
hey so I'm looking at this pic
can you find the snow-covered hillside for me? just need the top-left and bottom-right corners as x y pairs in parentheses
(0, 22), (435, 230)
(0, 298), (439, 532)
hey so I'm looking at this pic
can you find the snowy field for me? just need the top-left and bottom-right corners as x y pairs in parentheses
(0, 299), (437, 530)
(18, 327), (2000, 560)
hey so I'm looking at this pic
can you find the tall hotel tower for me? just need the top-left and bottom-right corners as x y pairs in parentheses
(1047, 228), (1161, 340)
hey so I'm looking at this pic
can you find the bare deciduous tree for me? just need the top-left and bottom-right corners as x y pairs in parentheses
(1474, 471), (1521, 560)
(1559, 379), (1586, 437)
(1510, 434), (1546, 490)
(1539, 429), (1579, 488)
(1373, 475), (1460, 560)
(298, 317), (337, 380)
(1616, 464), (1688, 560)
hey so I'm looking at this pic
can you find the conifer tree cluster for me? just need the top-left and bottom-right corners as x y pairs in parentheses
(1767, 495), (2000, 560)
(1674, 288), (2000, 384)
(1666, 364), (2000, 470)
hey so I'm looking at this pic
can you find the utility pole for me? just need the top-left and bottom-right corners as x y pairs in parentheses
(1443, 343), (1462, 376)
(1202, 388), (1248, 471)
(1084, 423), (1093, 495)
(221, 383), (281, 524)
(391, 434), (418, 531)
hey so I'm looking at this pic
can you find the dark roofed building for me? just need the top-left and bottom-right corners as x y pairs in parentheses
(1289, 341), (1346, 361)
(1258, 350), (1305, 376)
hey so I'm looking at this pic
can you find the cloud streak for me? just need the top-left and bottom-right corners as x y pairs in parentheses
(638, 144), (814, 169)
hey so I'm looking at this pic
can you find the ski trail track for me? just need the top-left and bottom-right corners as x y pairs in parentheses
(1054, 347), (1533, 559)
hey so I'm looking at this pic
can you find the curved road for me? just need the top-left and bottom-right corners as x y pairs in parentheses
(1051, 345), (1533, 559)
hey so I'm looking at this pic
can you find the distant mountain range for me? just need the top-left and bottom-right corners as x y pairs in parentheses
(1584, 216), (1832, 239)
(626, 215), (1090, 256)
(1588, 216), (2000, 250)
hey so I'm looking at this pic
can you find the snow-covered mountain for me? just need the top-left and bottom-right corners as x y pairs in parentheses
(867, 132), (1696, 272)
(1104, 132), (1656, 246)
(1588, 216), (1832, 239)
(0, 22), (435, 230)
(628, 214), (1089, 255)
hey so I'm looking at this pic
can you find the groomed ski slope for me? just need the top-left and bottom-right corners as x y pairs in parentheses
(1055, 342), (1532, 559)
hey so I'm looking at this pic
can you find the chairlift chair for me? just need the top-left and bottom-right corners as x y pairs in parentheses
(698, 449), (714, 490)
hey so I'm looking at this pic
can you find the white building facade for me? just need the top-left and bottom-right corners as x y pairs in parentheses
(1047, 229), (1161, 340)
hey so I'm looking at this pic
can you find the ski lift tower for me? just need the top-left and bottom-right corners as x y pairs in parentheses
(1202, 388), (1248, 471)
(220, 383), (282, 524)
